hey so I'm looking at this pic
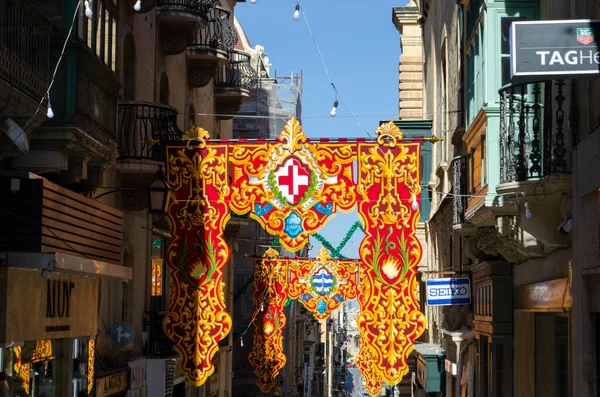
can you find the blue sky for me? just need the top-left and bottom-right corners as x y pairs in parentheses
(236, 0), (409, 258)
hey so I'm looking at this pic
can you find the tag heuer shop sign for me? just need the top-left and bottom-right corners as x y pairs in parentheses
(510, 20), (600, 78)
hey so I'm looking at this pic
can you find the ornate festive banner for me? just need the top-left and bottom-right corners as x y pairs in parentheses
(164, 129), (232, 386)
(229, 118), (357, 251)
(355, 122), (426, 395)
(287, 247), (359, 320)
(248, 248), (288, 392)
(164, 119), (429, 395)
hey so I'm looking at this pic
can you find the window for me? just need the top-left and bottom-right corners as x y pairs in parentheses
(151, 235), (166, 311)
(159, 73), (170, 105)
(501, 17), (526, 86)
(123, 34), (136, 101)
(79, 0), (118, 72)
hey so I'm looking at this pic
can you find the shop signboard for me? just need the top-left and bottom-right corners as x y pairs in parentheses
(425, 278), (471, 306)
(510, 20), (600, 78)
(0, 267), (99, 343)
(96, 370), (128, 397)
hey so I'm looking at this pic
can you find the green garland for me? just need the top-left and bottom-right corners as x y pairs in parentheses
(312, 221), (364, 259)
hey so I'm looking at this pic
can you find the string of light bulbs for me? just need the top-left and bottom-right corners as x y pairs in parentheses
(238, 284), (270, 347)
(248, 0), (373, 136)
(0, 0), (91, 161)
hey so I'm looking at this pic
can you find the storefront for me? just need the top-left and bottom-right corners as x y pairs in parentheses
(514, 276), (572, 397)
(0, 267), (101, 397)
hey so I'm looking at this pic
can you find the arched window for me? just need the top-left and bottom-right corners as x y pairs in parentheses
(159, 73), (170, 105)
(123, 33), (136, 101)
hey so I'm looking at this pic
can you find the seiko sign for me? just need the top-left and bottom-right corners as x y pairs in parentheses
(510, 20), (600, 78)
(425, 278), (471, 306)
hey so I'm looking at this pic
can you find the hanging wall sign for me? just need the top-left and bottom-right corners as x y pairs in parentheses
(510, 20), (600, 78)
(164, 118), (433, 396)
(425, 278), (471, 306)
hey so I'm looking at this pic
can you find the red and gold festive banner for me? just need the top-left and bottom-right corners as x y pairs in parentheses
(229, 118), (356, 251)
(164, 119), (427, 395)
(248, 249), (288, 392)
(356, 122), (426, 395)
(287, 247), (358, 320)
(164, 128), (232, 386)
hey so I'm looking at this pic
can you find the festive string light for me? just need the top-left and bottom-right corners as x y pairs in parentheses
(84, 0), (93, 18)
(524, 201), (533, 219)
(411, 194), (419, 211)
(293, 4), (301, 21)
(46, 95), (54, 119)
(133, 0), (141, 11)
(330, 99), (338, 117)
(240, 338), (244, 347)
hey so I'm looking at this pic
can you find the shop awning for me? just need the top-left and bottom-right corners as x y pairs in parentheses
(1, 251), (132, 280)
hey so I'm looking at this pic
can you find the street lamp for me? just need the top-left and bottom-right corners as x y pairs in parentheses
(147, 166), (169, 214)
(93, 167), (169, 214)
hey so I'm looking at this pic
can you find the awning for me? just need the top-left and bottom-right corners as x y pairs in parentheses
(1, 252), (132, 280)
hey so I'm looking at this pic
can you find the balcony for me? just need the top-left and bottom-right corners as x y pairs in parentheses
(451, 156), (468, 229)
(117, 101), (183, 174)
(214, 50), (258, 120)
(157, 0), (218, 55)
(497, 80), (576, 247)
(186, 7), (238, 88)
(0, 0), (51, 151)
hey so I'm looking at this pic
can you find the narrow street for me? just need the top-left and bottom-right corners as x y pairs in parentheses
(0, 1), (599, 397)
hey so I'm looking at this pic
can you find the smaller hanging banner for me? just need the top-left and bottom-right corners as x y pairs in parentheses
(287, 247), (359, 320)
(249, 249), (288, 393)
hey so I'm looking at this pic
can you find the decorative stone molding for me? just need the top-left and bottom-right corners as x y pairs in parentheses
(475, 226), (543, 264)
(189, 64), (215, 88)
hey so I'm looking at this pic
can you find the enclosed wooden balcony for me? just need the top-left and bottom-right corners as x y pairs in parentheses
(214, 50), (258, 119)
(186, 7), (238, 88)
(117, 101), (183, 174)
(157, 0), (218, 55)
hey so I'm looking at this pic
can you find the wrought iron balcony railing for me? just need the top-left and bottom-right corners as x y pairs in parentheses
(118, 102), (183, 161)
(452, 156), (468, 226)
(499, 80), (577, 183)
(215, 50), (259, 92)
(157, 0), (217, 16)
(0, 0), (51, 100)
(189, 6), (238, 53)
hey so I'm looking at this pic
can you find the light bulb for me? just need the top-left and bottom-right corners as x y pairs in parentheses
(293, 4), (300, 21)
(84, 1), (93, 18)
(134, 0), (141, 11)
(411, 194), (419, 211)
(330, 100), (338, 117)
(240, 338), (244, 347)
(47, 104), (54, 119)
(250, 0), (257, 3)
(524, 202), (532, 219)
